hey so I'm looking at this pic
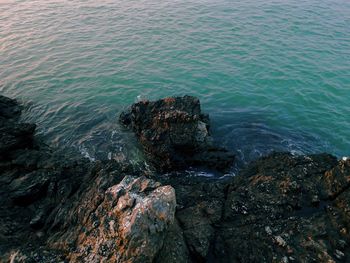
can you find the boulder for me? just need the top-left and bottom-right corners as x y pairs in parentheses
(119, 96), (234, 172)
(68, 175), (176, 263)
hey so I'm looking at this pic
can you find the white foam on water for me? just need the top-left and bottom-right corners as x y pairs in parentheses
(219, 173), (236, 179)
(136, 95), (147, 102)
(79, 146), (95, 162)
(197, 172), (215, 177)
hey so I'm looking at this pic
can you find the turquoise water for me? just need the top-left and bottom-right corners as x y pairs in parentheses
(1, 0), (349, 169)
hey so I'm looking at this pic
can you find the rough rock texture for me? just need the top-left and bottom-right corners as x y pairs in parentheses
(0, 95), (176, 263)
(156, 153), (350, 263)
(1, 94), (350, 263)
(157, 174), (227, 263)
(216, 153), (350, 263)
(119, 96), (234, 172)
(68, 175), (176, 263)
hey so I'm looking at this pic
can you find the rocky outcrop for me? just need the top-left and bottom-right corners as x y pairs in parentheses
(119, 96), (234, 172)
(160, 172), (227, 260)
(216, 153), (349, 262)
(1, 94), (350, 263)
(68, 175), (176, 263)
(158, 153), (350, 262)
(0, 95), (176, 263)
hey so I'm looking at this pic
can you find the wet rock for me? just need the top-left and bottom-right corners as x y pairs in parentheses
(30, 209), (46, 229)
(119, 96), (234, 172)
(0, 96), (36, 162)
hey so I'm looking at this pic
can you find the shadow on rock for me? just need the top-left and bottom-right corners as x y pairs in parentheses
(119, 96), (235, 173)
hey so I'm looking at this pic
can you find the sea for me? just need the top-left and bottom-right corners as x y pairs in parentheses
(1, 0), (349, 174)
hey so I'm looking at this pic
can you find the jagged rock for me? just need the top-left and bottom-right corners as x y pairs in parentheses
(155, 153), (350, 262)
(119, 96), (234, 172)
(215, 152), (350, 263)
(68, 175), (176, 263)
(157, 173), (228, 262)
(0, 121), (36, 159)
(1, 94), (350, 263)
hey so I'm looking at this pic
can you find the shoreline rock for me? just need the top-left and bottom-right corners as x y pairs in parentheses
(119, 96), (234, 172)
(68, 175), (176, 263)
(1, 94), (350, 263)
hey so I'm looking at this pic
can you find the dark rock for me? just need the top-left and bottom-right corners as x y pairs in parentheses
(0, 122), (36, 159)
(10, 171), (50, 206)
(0, 95), (21, 119)
(154, 219), (191, 263)
(119, 96), (234, 172)
(30, 209), (46, 229)
(215, 152), (349, 263)
(154, 152), (350, 262)
(1, 94), (350, 263)
(156, 173), (228, 262)
(0, 96), (36, 161)
(322, 158), (350, 199)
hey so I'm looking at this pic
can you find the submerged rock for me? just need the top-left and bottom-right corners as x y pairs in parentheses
(119, 96), (234, 172)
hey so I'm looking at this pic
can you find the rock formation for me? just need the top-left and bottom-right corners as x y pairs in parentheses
(68, 175), (176, 263)
(217, 152), (350, 262)
(0, 95), (176, 262)
(155, 153), (350, 262)
(1, 95), (350, 263)
(119, 96), (234, 172)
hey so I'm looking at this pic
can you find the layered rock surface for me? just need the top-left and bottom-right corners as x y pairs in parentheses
(1, 95), (350, 263)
